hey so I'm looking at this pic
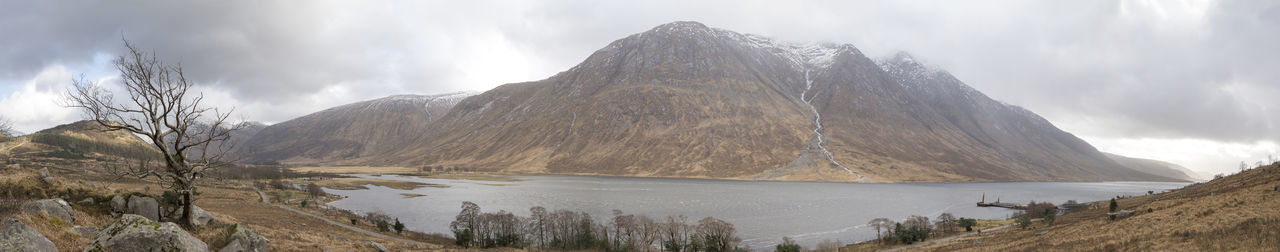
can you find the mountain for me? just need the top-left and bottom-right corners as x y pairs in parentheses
(1105, 153), (1200, 181)
(360, 21), (1173, 182)
(240, 92), (472, 164)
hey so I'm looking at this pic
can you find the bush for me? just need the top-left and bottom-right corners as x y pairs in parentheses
(393, 218), (405, 234)
(957, 218), (978, 232)
(1016, 215), (1032, 229)
(377, 220), (390, 232)
(775, 236), (801, 252)
(1109, 198), (1119, 212)
(1044, 210), (1056, 226)
(1022, 201), (1057, 219)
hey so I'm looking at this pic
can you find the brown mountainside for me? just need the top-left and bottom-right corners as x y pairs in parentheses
(359, 21), (1178, 182)
(241, 92), (472, 163)
(1105, 152), (1200, 181)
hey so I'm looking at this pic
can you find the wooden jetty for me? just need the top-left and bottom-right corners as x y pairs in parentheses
(976, 193), (1026, 209)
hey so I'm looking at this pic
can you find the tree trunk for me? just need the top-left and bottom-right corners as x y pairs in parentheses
(181, 190), (195, 227)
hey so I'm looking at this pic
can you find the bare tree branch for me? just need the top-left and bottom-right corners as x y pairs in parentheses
(64, 39), (242, 227)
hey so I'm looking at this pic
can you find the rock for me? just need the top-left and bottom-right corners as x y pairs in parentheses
(37, 167), (53, 184)
(192, 205), (214, 226)
(83, 214), (208, 252)
(79, 197), (95, 205)
(169, 205), (215, 226)
(73, 225), (99, 239)
(218, 225), (269, 252)
(369, 241), (388, 252)
(126, 195), (160, 222)
(21, 199), (75, 222)
(0, 218), (57, 252)
(110, 195), (127, 213)
(2, 164), (17, 170)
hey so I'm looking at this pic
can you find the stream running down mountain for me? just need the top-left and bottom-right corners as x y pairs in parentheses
(801, 69), (861, 180)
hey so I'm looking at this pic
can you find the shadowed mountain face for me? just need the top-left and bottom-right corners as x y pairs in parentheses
(341, 21), (1179, 182)
(240, 92), (472, 163)
(1105, 153), (1200, 181)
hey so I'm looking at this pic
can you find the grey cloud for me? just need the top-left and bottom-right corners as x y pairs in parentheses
(0, 0), (1275, 144)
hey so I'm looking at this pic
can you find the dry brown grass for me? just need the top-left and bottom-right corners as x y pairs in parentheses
(312, 178), (445, 190)
(2, 162), (454, 251)
(917, 163), (1280, 251)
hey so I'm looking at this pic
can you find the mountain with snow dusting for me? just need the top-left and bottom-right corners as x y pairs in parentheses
(314, 21), (1178, 182)
(240, 92), (473, 163)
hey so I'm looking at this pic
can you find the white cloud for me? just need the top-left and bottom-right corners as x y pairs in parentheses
(1082, 136), (1280, 178)
(0, 65), (80, 134)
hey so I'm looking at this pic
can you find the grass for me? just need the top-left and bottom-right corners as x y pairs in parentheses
(400, 193), (427, 198)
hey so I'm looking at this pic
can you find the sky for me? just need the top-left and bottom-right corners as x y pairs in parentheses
(1, 0), (1276, 177)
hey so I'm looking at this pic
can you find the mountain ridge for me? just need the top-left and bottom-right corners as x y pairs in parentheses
(246, 21), (1187, 182)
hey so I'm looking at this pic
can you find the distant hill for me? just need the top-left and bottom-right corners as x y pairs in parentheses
(3, 120), (160, 161)
(1105, 153), (1201, 181)
(239, 92), (473, 164)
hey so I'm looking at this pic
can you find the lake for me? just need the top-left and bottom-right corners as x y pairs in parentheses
(322, 174), (1187, 248)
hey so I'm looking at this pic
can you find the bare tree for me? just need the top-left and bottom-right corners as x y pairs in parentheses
(0, 116), (13, 138)
(936, 213), (957, 235)
(868, 218), (893, 244)
(65, 40), (244, 227)
(660, 215), (690, 252)
(695, 217), (740, 252)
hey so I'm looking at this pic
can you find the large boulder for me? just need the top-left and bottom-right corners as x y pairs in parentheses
(218, 225), (269, 252)
(166, 205), (215, 226)
(21, 199), (75, 222)
(83, 214), (208, 252)
(191, 205), (214, 226)
(126, 195), (160, 222)
(110, 195), (126, 213)
(0, 218), (56, 252)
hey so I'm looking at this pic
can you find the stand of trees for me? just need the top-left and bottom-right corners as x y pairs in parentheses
(450, 202), (746, 251)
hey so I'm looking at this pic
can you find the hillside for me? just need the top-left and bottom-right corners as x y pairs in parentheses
(919, 161), (1280, 251)
(1105, 152), (1201, 181)
(338, 21), (1175, 182)
(0, 120), (159, 162)
(240, 92), (472, 164)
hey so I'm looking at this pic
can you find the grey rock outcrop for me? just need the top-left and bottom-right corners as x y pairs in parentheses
(126, 195), (160, 222)
(79, 197), (95, 205)
(21, 198), (75, 222)
(37, 167), (53, 184)
(369, 241), (388, 252)
(83, 214), (209, 252)
(109, 195), (127, 217)
(218, 225), (270, 252)
(0, 218), (56, 252)
(166, 205), (215, 226)
(73, 225), (99, 238)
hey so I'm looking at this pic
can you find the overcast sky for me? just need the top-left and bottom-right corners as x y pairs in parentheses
(1, 0), (1276, 177)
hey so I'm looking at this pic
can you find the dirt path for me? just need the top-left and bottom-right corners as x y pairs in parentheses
(881, 224), (1013, 252)
(248, 184), (440, 248)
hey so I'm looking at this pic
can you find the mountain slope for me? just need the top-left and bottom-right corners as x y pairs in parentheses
(364, 21), (1170, 182)
(1105, 152), (1199, 181)
(920, 162), (1280, 251)
(2, 120), (159, 161)
(241, 92), (472, 164)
